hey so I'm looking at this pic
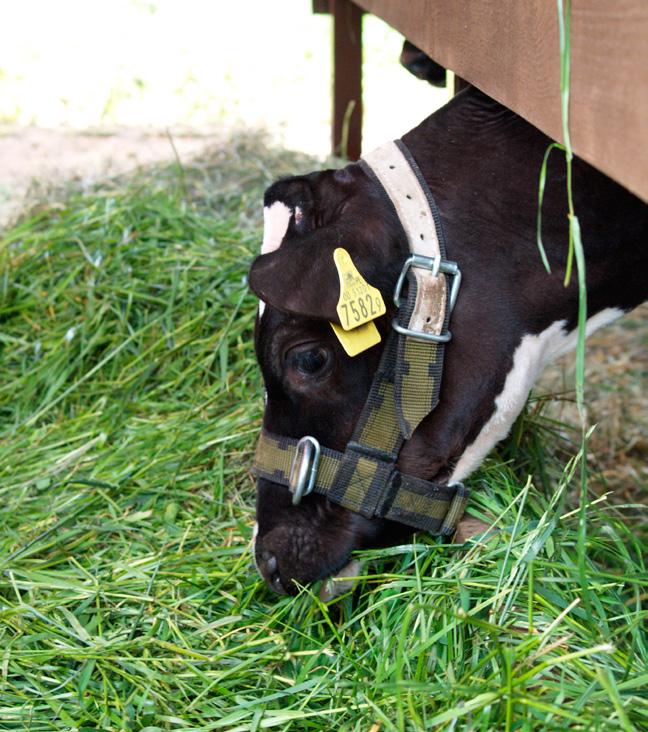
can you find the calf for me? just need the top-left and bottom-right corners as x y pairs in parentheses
(248, 87), (647, 596)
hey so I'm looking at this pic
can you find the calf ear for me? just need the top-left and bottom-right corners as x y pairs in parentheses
(251, 168), (401, 322)
(248, 225), (344, 322)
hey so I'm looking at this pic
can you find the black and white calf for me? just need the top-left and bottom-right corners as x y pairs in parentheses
(248, 87), (647, 595)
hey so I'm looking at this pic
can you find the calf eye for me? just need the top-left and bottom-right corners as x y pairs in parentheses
(288, 345), (330, 376)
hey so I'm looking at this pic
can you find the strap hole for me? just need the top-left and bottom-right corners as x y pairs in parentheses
(426, 316), (431, 323)
(406, 194), (412, 200)
(419, 233), (424, 240)
(389, 165), (395, 169)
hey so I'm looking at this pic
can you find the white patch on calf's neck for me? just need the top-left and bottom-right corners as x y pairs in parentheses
(449, 307), (624, 484)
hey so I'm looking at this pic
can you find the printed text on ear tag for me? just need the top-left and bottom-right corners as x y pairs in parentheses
(330, 320), (381, 357)
(333, 248), (386, 330)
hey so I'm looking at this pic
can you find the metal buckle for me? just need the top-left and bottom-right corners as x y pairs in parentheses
(288, 436), (321, 505)
(392, 254), (462, 343)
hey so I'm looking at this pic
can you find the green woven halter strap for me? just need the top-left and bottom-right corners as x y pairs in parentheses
(253, 429), (470, 536)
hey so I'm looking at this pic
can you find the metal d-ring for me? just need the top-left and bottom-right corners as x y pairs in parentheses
(288, 436), (321, 505)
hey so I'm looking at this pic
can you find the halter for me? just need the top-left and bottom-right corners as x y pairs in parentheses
(252, 140), (469, 536)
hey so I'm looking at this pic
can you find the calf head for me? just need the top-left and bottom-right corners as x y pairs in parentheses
(249, 167), (414, 594)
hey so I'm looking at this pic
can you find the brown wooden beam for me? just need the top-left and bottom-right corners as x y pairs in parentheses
(332, 0), (363, 160)
(353, 0), (648, 202)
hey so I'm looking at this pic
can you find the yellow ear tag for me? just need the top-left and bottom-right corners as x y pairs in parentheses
(330, 320), (381, 357)
(329, 248), (386, 357)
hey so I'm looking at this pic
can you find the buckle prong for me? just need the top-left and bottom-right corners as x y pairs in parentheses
(288, 436), (321, 505)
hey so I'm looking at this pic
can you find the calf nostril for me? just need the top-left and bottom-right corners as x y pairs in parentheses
(265, 554), (278, 574)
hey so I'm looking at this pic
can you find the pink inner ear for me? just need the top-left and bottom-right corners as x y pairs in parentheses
(261, 201), (292, 255)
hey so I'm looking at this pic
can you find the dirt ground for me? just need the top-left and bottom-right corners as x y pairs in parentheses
(1, 126), (645, 502)
(0, 127), (222, 226)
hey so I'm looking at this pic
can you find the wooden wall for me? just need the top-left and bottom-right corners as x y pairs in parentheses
(353, 0), (648, 202)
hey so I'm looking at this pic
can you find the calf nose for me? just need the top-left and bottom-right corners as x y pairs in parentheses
(257, 549), (287, 595)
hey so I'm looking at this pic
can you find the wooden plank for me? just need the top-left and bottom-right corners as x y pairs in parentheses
(332, 0), (363, 160)
(354, 0), (648, 202)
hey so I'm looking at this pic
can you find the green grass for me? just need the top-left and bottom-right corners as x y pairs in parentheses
(1, 136), (647, 731)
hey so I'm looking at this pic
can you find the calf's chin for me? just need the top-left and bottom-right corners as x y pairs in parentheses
(254, 478), (412, 595)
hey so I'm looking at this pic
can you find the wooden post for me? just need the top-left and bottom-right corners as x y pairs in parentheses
(332, 0), (363, 159)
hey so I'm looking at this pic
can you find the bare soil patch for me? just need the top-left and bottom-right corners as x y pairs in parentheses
(0, 126), (220, 226)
